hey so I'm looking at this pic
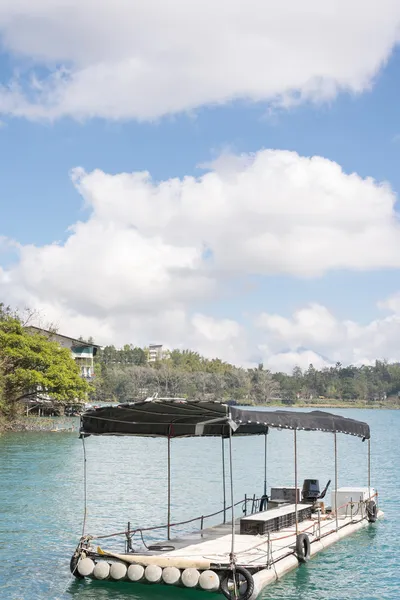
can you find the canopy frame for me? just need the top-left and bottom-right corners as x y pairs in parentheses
(80, 400), (370, 440)
(79, 400), (372, 561)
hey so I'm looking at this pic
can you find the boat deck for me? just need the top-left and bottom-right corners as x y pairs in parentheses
(136, 509), (366, 569)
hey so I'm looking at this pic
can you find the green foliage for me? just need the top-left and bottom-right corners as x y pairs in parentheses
(273, 360), (400, 403)
(97, 344), (147, 366)
(92, 344), (400, 406)
(0, 307), (90, 416)
(92, 347), (278, 404)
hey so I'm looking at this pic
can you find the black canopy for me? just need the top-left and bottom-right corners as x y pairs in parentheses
(80, 400), (370, 439)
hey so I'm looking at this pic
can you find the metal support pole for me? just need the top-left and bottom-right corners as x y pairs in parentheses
(81, 434), (88, 538)
(126, 521), (132, 553)
(228, 425), (236, 562)
(222, 437), (227, 524)
(317, 509), (321, 540)
(167, 436), (171, 541)
(334, 432), (338, 532)
(368, 437), (371, 500)
(264, 432), (268, 496)
(294, 429), (298, 536)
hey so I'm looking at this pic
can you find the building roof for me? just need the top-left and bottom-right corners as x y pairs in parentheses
(26, 326), (101, 348)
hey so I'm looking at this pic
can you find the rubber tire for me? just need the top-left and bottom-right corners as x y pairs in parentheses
(366, 500), (378, 523)
(220, 566), (254, 600)
(70, 553), (84, 579)
(296, 533), (311, 563)
(147, 545), (175, 552)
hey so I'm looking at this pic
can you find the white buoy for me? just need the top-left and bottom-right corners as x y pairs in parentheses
(110, 562), (127, 580)
(93, 561), (110, 580)
(77, 557), (95, 577)
(162, 566), (181, 585)
(181, 568), (200, 588)
(127, 564), (145, 582)
(145, 564), (163, 583)
(199, 569), (220, 591)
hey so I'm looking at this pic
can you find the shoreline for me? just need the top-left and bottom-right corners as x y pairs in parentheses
(1, 400), (399, 433)
(276, 401), (400, 410)
(0, 415), (79, 433)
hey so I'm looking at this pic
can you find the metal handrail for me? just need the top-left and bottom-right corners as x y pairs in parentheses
(89, 495), (262, 541)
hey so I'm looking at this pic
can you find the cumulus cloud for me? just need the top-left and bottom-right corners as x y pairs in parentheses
(257, 302), (400, 371)
(0, 0), (399, 120)
(2, 148), (400, 369)
(71, 150), (400, 278)
(264, 350), (330, 373)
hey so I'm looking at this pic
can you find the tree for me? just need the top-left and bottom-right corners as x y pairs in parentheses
(248, 366), (280, 404)
(0, 315), (90, 415)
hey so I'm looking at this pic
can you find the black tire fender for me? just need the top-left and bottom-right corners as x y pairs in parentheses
(220, 566), (254, 600)
(366, 500), (378, 523)
(296, 533), (311, 563)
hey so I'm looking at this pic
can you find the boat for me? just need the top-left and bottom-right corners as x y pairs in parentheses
(70, 399), (382, 599)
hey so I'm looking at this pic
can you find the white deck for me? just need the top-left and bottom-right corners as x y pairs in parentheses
(151, 509), (366, 569)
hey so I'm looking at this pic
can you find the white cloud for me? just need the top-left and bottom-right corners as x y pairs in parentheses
(2, 148), (400, 369)
(378, 292), (400, 314)
(69, 150), (400, 281)
(0, 0), (399, 120)
(257, 301), (400, 371)
(265, 350), (330, 374)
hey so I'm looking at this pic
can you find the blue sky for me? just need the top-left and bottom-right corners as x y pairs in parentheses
(1, 2), (400, 371)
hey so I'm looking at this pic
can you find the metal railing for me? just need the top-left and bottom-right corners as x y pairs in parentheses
(85, 494), (263, 549)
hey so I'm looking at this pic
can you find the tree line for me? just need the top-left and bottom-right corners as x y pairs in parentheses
(2, 299), (400, 426)
(93, 347), (279, 404)
(93, 345), (400, 404)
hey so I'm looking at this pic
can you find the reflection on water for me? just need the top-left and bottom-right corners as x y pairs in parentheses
(0, 409), (399, 600)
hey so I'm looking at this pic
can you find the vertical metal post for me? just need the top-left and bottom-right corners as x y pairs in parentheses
(81, 434), (88, 538)
(126, 521), (131, 553)
(334, 432), (338, 532)
(294, 429), (298, 536)
(264, 431), (268, 496)
(167, 436), (171, 541)
(222, 437), (227, 524)
(317, 508), (321, 540)
(368, 437), (371, 499)
(228, 425), (236, 562)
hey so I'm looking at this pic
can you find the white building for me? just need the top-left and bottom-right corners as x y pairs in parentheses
(26, 326), (100, 379)
(148, 344), (166, 362)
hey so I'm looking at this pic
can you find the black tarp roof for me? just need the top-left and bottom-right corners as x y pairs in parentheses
(80, 400), (370, 439)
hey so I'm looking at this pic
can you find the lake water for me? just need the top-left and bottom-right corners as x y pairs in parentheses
(0, 408), (398, 600)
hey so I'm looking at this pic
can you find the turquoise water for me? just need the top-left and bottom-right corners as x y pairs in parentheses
(0, 409), (398, 600)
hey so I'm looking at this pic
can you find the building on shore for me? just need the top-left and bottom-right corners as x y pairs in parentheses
(148, 343), (167, 362)
(26, 326), (100, 379)
(23, 327), (101, 416)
